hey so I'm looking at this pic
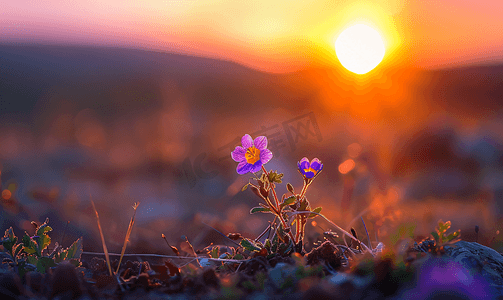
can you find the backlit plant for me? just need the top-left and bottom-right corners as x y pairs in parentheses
(0, 218), (83, 277)
(232, 134), (324, 254)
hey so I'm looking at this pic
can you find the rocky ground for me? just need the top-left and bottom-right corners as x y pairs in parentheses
(2, 240), (503, 299)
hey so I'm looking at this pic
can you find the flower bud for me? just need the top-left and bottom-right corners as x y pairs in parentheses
(250, 185), (262, 198)
(286, 183), (295, 194)
(259, 187), (269, 198)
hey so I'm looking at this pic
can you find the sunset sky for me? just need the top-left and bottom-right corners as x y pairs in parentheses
(2, 0), (503, 72)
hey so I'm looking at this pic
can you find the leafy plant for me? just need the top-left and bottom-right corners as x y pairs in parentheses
(413, 220), (461, 255)
(231, 134), (337, 257)
(1, 218), (83, 276)
(431, 220), (461, 248)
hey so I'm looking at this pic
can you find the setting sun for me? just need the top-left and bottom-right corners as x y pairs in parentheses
(335, 24), (385, 74)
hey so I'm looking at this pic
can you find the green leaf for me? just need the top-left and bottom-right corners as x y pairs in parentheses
(389, 232), (400, 247)
(27, 255), (38, 266)
(69, 259), (81, 268)
(36, 257), (56, 274)
(267, 171), (284, 184)
(278, 242), (293, 256)
(13, 243), (23, 258)
(431, 231), (440, 244)
(17, 260), (30, 279)
(7, 227), (16, 240)
(1, 227), (18, 254)
(241, 183), (249, 192)
(65, 237), (83, 260)
(309, 207), (322, 218)
(240, 238), (260, 252)
(22, 234), (37, 255)
(2, 227), (18, 255)
(280, 196), (296, 209)
(36, 224), (52, 238)
(232, 254), (244, 260)
(407, 224), (416, 239)
(264, 239), (271, 250)
(210, 246), (219, 259)
(271, 234), (279, 253)
(437, 220), (451, 234)
(445, 230), (460, 243)
(299, 199), (309, 211)
(250, 207), (271, 214)
(36, 226), (52, 255)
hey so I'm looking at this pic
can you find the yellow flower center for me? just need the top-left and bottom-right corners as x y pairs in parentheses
(304, 167), (317, 175)
(245, 146), (261, 164)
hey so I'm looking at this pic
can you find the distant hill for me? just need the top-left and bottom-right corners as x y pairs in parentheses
(2, 43), (502, 126)
(0, 43), (281, 123)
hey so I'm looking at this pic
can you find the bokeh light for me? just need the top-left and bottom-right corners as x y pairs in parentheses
(338, 159), (356, 174)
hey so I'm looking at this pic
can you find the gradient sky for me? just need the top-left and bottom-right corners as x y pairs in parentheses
(2, 0), (503, 72)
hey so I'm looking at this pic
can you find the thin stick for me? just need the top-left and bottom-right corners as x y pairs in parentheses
(91, 200), (113, 276)
(255, 216), (277, 242)
(82, 251), (249, 263)
(347, 208), (371, 229)
(162, 234), (181, 256)
(361, 217), (372, 251)
(201, 221), (241, 247)
(116, 202), (139, 274)
(287, 211), (374, 256)
(184, 236), (202, 268)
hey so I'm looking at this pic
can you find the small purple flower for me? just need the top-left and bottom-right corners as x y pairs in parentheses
(231, 134), (273, 175)
(297, 157), (323, 179)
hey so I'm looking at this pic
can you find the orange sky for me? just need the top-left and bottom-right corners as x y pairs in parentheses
(2, 0), (503, 72)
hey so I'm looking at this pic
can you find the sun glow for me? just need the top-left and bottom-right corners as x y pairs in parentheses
(335, 24), (386, 74)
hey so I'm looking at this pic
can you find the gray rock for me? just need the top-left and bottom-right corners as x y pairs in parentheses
(444, 240), (503, 294)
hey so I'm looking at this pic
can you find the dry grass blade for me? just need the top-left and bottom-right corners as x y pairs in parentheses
(184, 236), (202, 268)
(201, 221), (241, 247)
(288, 211), (374, 256)
(361, 217), (372, 251)
(91, 200), (113, 276)
(82, 251), (248, 263)
(116, 202), (140, 274)
(162, 234), (180, 256)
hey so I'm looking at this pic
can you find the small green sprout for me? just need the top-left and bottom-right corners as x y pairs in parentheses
(414, 220), (461, 255)
(431, 220), (461, 247)
(1, 218), (83, 276)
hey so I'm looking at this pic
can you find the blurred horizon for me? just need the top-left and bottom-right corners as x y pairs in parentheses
(1, 42), (503, 255)
(2, 0), (503, 72)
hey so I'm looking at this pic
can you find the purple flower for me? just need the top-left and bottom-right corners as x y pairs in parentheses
(297, 157), (323, 179)
(231, 134), (273, 175)
(397, 257), (496, 299)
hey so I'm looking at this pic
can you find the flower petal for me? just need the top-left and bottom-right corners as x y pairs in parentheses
(231, 146), (246, 162)
(236, 161), (253, 175)
(250, 161), (263, 173)
(310, 158), (323, 171)
(260, 149), (273, 165)
(254, 136), (268, 150)
(298, 157), (309, 170)
(303, 171), (315, 179)
(241, 134), (253, 149)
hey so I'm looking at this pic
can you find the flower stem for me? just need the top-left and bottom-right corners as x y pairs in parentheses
(253, 166), (295, 246)
(261, 165), (280, 210)
(299, 181), (311, 200)
(296, 181), (312, 245)
(277, 213), (296, 245)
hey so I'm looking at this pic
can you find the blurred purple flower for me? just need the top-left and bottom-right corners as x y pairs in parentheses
(397, 257), (496, 300)
(231, 134), (272, 174)
(297, 157), (323, 179)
